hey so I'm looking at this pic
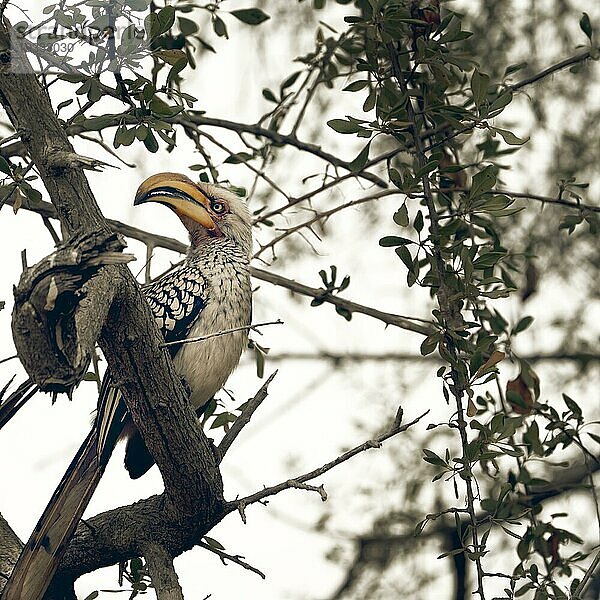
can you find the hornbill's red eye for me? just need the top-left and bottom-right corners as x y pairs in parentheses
(211, 200), (227, 214)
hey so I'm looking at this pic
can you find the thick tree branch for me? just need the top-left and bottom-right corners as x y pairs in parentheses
(143, 543), (184, 600)
(0, 17), (223, 503)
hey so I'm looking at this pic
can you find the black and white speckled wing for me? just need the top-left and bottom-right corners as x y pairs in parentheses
(143, 265), (208, 354)
(96, 265), (208, 461)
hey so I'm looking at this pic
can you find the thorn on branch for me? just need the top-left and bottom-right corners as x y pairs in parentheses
(237, 502), (247, 524)
(47, 151), (116, 172)
(198, 540), (266, 580)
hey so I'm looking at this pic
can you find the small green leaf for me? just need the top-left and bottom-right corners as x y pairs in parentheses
(230, 8), (270, 25)
(0, 156), (11, 176)
(420, 334), (439, 356)
(470, 69), (490, 106)
(262, 88), (278, 103)
(143, 129), (159, 153)
(362, 89), (376, 112)
(203, 536), (226, 550)
(22, 185), (42, 202)
(348, 143), (370, 172)
(82, 115), (116, 131)
(343, 80), (368, 92)
(415, 160), (439, 179)
(393, 203), (409, 226)
(280, 71), (301, 91)
(413, 210), (423, 233)
(488, 92), (513, 116)
(472, 251), (505, 269)
(126, 0), (151, 10)
(224, 152), (254, 164)
(492, 127), (529, 146)
(213, 15), (228, 38)
(167, 57), (188, 85)
(562, 393), (582, 420)
(504, 62), (528, 76)
(335, 305), (352, 321)
(513, 316), (534, 335)
(580, 12), (593, 41)
(178, 16), (199, 36)
(327, 119), (362, 134)
(422, 448), (447, 467)
(470, 165), (496, 198)
(395, 245), (413, 271)
(379, 236), (412, 247)
(157, 5), (175, 35)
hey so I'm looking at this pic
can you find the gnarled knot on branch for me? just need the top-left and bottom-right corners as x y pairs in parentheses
(11, 230), (134, 396)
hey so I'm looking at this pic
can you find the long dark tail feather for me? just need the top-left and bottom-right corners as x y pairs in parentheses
(0, 378), (38, 431)
(2, 373), (126, 600)
(2, 428), (102, 600)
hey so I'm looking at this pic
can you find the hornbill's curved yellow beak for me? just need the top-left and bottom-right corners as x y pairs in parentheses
(134, 172), (217, 233)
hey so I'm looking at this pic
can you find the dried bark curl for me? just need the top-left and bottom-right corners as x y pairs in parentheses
(11, 231), (133, 394)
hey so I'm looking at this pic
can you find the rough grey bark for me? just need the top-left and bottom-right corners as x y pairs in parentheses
(144, 543), (184, 600)
(0, 515), (22, 594)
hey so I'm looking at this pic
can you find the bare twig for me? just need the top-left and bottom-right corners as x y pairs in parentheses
(231, 410), (429, 517)
(0, 355), (18, 365)
(197, 540), (265, 580)
(41, 216), (61, 244)
(254, 189), (400, 259)
(218, 371), (277, 459)
(508, 49), (594, 91)
(183, 113), (388, 188)
(251, 267), (434, 336)
(160, 320), (283, 349)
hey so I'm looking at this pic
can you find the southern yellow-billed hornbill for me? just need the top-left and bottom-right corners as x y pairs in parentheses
(3, 173), (252, 600)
